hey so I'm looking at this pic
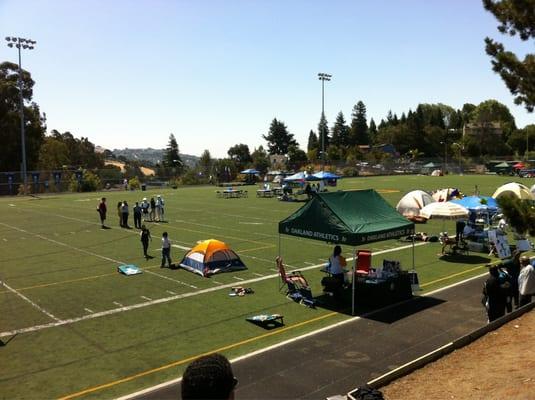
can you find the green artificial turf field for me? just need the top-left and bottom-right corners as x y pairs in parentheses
(0, 174), (531, 399)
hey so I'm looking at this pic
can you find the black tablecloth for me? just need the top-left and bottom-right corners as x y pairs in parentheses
(353, 272), (412, 307)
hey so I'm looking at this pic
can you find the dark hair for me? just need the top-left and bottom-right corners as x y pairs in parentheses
(333, 245), (342, 257)
(163, 231), (168, 237)
(181, 353), (236, 400)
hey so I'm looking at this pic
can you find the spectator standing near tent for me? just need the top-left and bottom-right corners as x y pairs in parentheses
(96, 197), (107, 228)
(161, 231), (172, 268)
(518, 256), (535, 307)
(140, 225), (152, 259)
(121, 201), (130, 228)
(328, 245), (347, 285)
(181, 353), (238, 400)
(133, 202), (142, 229)
(117, 201), (123, 227)
(150, 197), (156, 222)
(141, 197), (150, 222)
(156, 194), (165, 222)
(482, 264), (509, 322)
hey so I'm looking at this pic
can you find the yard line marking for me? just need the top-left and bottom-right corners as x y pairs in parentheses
(252, 272), (264, 277)
(166, 290), (177, 295)
(233, 276), (244, 281)
(8, 204), (15, 207)
(84, 308), (93, 313)
(2, 238), (6, 242)
(1, 280), (61, 322)
(0, 240), (430, 338)
(140, 296), (152, 301)
(304, 262), (316, 265)
(211, 280), (223, 285)
(172, 244), (191, 250)
(144, 270), (198, 289)
(269, 268), (278, 272)
(239, 244), (275, 253)
(113, 302), (124, 307)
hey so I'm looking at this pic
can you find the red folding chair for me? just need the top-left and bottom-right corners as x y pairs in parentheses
(356, 250), (372, 275)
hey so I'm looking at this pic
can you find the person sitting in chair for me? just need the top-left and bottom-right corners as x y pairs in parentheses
(328, 245), (347, 284)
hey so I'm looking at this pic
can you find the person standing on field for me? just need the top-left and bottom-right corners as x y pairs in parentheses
(133, 202), (142, 229)
(97, 197), (107, 228)
(161, 231), (172, 268)
(140, 225), (152, 259)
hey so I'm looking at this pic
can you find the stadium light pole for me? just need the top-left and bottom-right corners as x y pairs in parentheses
(5, 36), (36, 194)
(318, 72), (332, 172)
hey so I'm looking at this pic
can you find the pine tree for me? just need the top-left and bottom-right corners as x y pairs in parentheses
(263, 118), (298, 155)
(307, 130), (319, 152)
(331, 111), (350, 148)
(164, 133), (183, 175)
(350, 101), (369, 145)
(369, 118), (377, 139)
(318, 112), (330, 155)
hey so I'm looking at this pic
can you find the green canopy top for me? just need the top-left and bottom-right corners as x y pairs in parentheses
(278, 189), (414, 246)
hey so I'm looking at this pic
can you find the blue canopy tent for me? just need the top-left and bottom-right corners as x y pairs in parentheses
(450, 195), (500, 226)
(283, 172), (321, 182)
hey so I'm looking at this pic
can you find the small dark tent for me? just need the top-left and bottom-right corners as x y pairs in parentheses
(278, 189), (415, 315)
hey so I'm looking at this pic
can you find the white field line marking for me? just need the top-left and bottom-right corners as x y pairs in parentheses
(166, 290), (177, 295)
(144, 270), (197, 289)
(211, 280), (223, 285)
(239, 222), (264, 225)
(119, 270), (488, 400)
(1, 280), (60, 322)
(172, 244), (191, 250)
(252, 272), (264, 277)
(233, 276), (245, 281)
(2, 238), (6, 242)
(304, 262), (316, 265)
(269, 268), (278, 272)
(0, 222), (196, 291)
(84, 308), (93, 313)
(141, 296), (152, 301)
(113, 301), (124, 307)
(8, 204), (15, 207)
(0, 239), (429, 338)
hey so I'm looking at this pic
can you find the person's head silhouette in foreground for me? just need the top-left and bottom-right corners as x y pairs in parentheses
(181, 353), (237, 400)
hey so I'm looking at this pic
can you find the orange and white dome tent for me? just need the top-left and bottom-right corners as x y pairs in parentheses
(492, 182), (534, 200)
(179, 239), (247, 277)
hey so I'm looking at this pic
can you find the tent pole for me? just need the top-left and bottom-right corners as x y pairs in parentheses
(352, 247), (356, 316)
(412, 235), (415, 270)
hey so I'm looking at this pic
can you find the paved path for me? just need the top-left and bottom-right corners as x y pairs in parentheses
(134, 275), (488, 399)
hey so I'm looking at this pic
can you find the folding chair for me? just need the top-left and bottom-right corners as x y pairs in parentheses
(356, 249), (372, 276)
(275, 257), (314, 306)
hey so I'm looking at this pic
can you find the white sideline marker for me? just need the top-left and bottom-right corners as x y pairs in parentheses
(141, 296), (152, 301)
(113, 301), (124, 307)
(233, 276), (244, 281)
(84, 308), (93, 313)
(212, 280), (223, 285)
(252, 273), (264, 277)
(172, 244), (190, 250)
(166, 290), (177, 295)
(8, 204), (15, 207)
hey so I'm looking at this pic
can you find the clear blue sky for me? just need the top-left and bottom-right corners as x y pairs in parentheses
(1, 0), (532, 158)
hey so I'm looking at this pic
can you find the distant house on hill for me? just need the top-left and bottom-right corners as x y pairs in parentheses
(463, 122), (502, 137)
(270, 154), (287, 168)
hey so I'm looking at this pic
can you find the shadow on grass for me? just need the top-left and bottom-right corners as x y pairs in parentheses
(439, 254), (491, 264)
(314, 292), (445, 323)
(0, 334), (17, 347)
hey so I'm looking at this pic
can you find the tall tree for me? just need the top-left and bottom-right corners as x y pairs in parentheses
(483, 0), (535, 112)
(307, 129), (319, 152)
(227, 143), (252, 170)
(331, 111), (350, 147)
(251, 146), (270, 174)
(317, 112), (330, 154)
(163, 133), (183, 175)
(287, 144), (308, 170)
(38, 137), (69, 170)
(350, 101), (369, 145)
(0, 61), (45, 172)
(198, 149), (213, 177)
(368, 118), (377, 139)
(263, 118), (297, 155)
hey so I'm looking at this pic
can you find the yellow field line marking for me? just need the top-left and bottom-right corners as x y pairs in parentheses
(58, 311), (338, 400)
(420, 265), (487, 288)
(238, 244), (275, 253)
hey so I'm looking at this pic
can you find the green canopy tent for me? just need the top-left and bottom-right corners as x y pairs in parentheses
(278, 189), (415, 315)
